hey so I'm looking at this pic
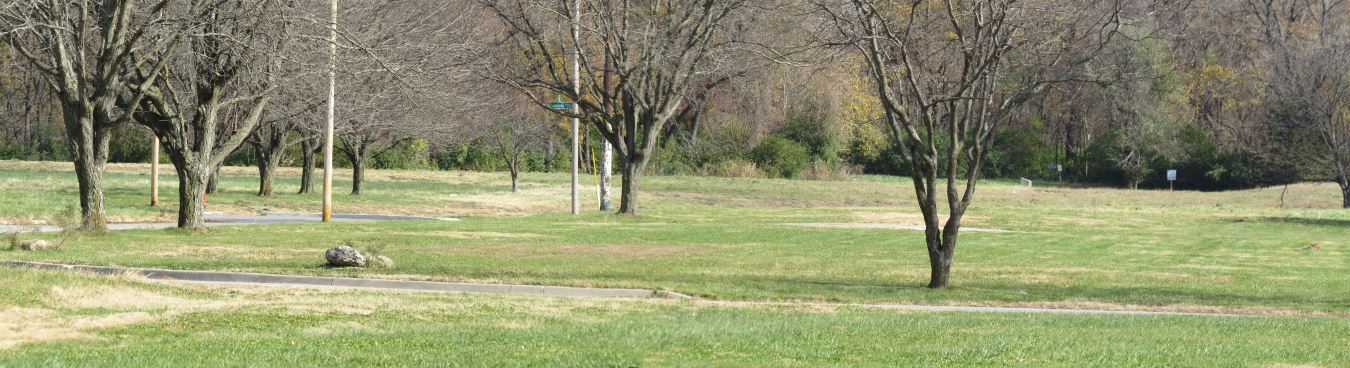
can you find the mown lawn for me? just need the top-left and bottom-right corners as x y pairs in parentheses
(1, 268), (1347, 367)
(3, 161), (1348, 365)
(3, 161), (1345, 314)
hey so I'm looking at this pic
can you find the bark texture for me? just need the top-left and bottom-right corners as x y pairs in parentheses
(299, 137), (318, 194)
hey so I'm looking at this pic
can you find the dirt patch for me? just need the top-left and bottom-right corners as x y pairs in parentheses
(0, 281), (248, 350)
(50, 286), (221, 310)
(0, 308), (162, 350)
(0, 288), (227, 350)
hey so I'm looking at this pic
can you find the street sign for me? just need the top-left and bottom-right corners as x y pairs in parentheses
(1166, 170), (1177, 181)
(549, 101), (575, 110)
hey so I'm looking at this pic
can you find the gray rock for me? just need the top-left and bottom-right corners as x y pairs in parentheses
(373, 255), (394, 268)
(16, 239), (51, 251)
(325, 245), (366, 267)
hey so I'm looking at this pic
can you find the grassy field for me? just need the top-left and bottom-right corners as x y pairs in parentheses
(2, 160), (1348, 365)
(2, 268), (1347, 367)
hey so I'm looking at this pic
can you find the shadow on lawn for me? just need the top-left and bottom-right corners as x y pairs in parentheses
(1234, 216), (1350, 228)
(666, 274), (1348, 312)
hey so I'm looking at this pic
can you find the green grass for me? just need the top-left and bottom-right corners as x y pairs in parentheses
(3, 161), (1345, 314)
(1, 160), (1348, 365)
(1, 267), (1347, 367)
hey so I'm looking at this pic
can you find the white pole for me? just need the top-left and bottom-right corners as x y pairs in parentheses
(150, 137), (159, 207)
(570, 0), (580, 215)
(322, 0), (336, 222)
(600, 141), (611, 210)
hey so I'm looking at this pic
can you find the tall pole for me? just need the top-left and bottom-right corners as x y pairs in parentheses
(322, 0), (336, 222)
(570, 0), (581, 215)
(150, 137), (159, 207)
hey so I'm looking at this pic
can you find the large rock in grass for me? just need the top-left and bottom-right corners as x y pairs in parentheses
(325, 245), (366, 267)
(16, 239), (51, 251)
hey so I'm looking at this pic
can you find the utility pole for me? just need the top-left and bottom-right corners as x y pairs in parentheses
(570, 0), (581, 215)
(322, 0), (337, 222)
(150, 137), (159, 207)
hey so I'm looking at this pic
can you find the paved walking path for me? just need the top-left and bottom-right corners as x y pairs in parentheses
(0, 212), (446, 233)
(6, 261), (1274, 317)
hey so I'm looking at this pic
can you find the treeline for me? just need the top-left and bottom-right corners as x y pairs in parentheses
(3, 0), (1348, 231)
(1, 2), (1330, 193)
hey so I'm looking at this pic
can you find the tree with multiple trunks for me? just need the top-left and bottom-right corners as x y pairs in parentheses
(817, 0), (1130, 287)
(1, 0), (177, 230)
(129, 0), (294, 230)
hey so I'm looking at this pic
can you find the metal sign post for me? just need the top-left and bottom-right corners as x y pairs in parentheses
(1167, 169), (1177, 191)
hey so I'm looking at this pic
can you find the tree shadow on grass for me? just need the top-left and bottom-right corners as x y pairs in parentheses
(657, 274), (1348, 312)
(1233, 217), (1350, 228)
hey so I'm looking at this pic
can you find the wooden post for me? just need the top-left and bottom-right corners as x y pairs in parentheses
(150, 137), (159, 207)
(322, 0), (336, 222)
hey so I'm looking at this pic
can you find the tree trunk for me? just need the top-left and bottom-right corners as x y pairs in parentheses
(299, 138), (318, 194)
(174, 162), (209, 231)
(256, 152), (280, 197)
(545, 134), (556, 172)
(926, 219), (962, 289)
(510, 167), (519, 193)
(616, 153), (648, 215)
(61, 105), (112, 230)
(351, 152), (366, 195)
(927, 248), (952, 289)
(1340, 178), (1350, 209)
(206, 166), (222, 194)
(255, 142), (285, 197)
(66, 113), (112, 231)
(72, 154), (108, 231)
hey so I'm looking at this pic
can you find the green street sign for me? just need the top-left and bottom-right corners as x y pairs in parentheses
(548, 102), (575, 110)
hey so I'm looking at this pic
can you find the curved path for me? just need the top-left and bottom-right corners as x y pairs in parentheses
(4, 261), (1274, 318)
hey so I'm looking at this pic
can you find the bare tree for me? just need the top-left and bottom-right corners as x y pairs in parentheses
(247, 84), (323, 197)
(130, 0), (293, 229)
(480, 0), (757, 215)
(1250, 0), (1350, 207)
(483, 100), (549, 193)
(1, 0), (177, 230)
(333, 0), (478, 195)
(818, 0), (1127, 287)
